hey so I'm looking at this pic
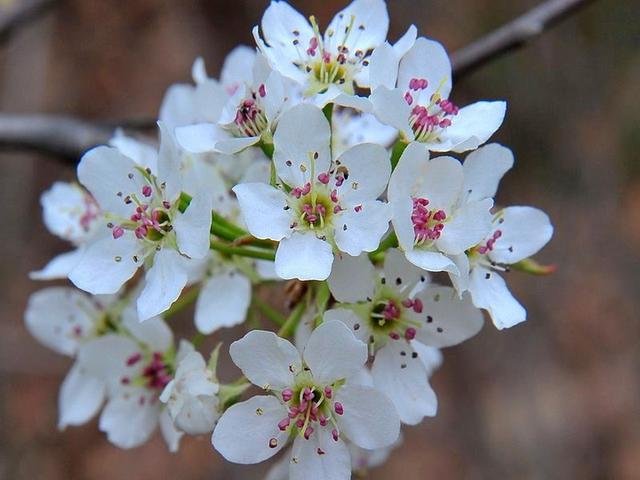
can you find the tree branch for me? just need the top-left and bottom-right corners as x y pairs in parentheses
(451, 0), (596, 78)
(0, 0), (57, 42)
(0, 0), (597, 162)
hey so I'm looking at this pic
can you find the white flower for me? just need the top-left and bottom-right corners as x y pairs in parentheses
(78, 314), (184, 450)
(370, 37), (506, 152)
(160, 347), (220, 435)
(69, 123), (212, 320)
(325, 250), (483, 424)
(388, 142), (494, 276)
(253, 0), (389, 106)
(331, 108), (397, 157)
(176, 53), (294, 155)
(233, 103), (392, 280)
(454, 207), (553, 329)
(212, 320), (400, 479)
(30, 182), (101, 280)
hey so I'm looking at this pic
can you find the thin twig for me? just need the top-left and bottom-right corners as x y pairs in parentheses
(451, 0), (596, 78)
(0, 0), (597, 162)
(0, 0), (57, 42)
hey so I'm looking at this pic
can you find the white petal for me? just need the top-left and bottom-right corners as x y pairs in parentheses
(323, 308), (370, 344)
(275, 233), (334, 281)
(448, 252), (471, 294)
(409, 341), (443, 376)
(392, 24), (417, 58)
(77, 335), (138, 389)
(273, 104), (331, 188)
(221, 45), (257, 89)
(24, 287), (96, 356)
(326, 0), (389, 54)
(413, 154), (463, 210)
(157, 121), (182, 199)
(109, 130), (158, 173)
(437, 198), (493, 255)
(159, 409), (184, 453)
(137, 248), (189, 321)
(289, 429), (351, 480)
(370, 86), (412, 138)
(334, 201), (392, 256)
(265, 450), (291, 480)
(40, 181), (96, 244)
(260, 1), (314, 60)
(372, 341), (437, 425)
(369, 42), (399, 90)
(390, 195), (416, 251)
(99, 390), (160, 449)
(335, 383), (400, 449)
(441, 101), (507, 153)
(469, 266), (526, 329)
(159, 83), (199, 130)
(489, 206), (553, 264)
(69, 234), (141, 295)
(230, 330), (301, 390)
(215, 136), (261, 154)
(335, 143), (390, 204)
(195, 271), (251, 334)
(404, 249), (459, 275)
(212, 395), (288, 463)
(173, 189), (213, 259)
(77, 146), (144, 218)
(398, 37), (452, 101)
(303, 320), (367, 384)
(175, 123), (225, 153)
(327, 253), (376, 303)
(382, 248), (426, 295)
(462, 143), (514, 202)
(233, 183), (291, 241)
(58, 363), (106, 429)
(121, 307), (173, 351)
(412, 286), (484, 347)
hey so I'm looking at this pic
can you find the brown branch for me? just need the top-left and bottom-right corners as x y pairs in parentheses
(0, 0), (597, 162)
(451, 0), (596, 78)
(0, 0), (57, 42)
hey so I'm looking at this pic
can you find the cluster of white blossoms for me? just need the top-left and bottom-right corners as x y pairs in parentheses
(25, 1), (554, 478)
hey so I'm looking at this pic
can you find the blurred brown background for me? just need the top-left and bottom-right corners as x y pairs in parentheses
(1, 0), (639, 478)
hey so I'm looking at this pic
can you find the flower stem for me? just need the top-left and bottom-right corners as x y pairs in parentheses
(210, 240), (276, 261)
(253, 297), (287, 327)
(390, 140), (409, 170)
(163, 285), (200, 319)
(277, 299), (306, 338)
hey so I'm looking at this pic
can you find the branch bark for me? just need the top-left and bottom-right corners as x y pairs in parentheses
(0, 0), (57, 42)
(451, 0), (596, 78)
(0, 0), (597, 162)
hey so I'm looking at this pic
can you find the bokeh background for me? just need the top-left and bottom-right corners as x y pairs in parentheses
(1, 0), (639, 478)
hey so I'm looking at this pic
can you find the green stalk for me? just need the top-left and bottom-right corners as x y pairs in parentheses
(277, 300), (306, 338)
(253, 297), (287, 327)
(210, 240), (276, 262)
(163, 286), (200, 319)
(390, 140), (409, 170)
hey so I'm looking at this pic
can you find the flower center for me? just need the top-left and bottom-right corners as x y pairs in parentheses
(411, 197), (447, 245)
(79, 193), (100, 232)
(476, 229), (502, 255)
(369, 297), (421, 341)
(231, 88), (269, 138)
(291, 15), (370, 95)
(109, 177), (175, 243)
(404, 77), (459, 143)
(269, 378), (344, 451)
(121, 351), (173, 395)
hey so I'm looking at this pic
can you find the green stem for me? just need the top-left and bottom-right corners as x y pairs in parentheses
(164, 286), (200, 319)
(260, 141), (275, 159)
(212, 213), (247, 236)
(210, 240), (276, 261)
(322, 103), (334, 124)
(277, 300), (306, 338)
(390, 140), (409, 170)
(253, 297), (287, 327)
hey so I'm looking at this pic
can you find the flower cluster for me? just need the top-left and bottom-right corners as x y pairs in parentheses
(25, 1), (554, 478)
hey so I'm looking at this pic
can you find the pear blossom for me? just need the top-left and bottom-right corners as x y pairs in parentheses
(325, 250), (483, 424)
(159, 346), (220, 435)
(78, 315), (184, 450)
(253, 0), (390, 107)
(370, 37), (506, 152)
(212, 321), (400, 479)
(234, 103), (391, 280)
(69, 123), (212, 320)
(388, 142), (494, 276)
(176, 53), (294, 155)
(30, 182), (101, 280)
